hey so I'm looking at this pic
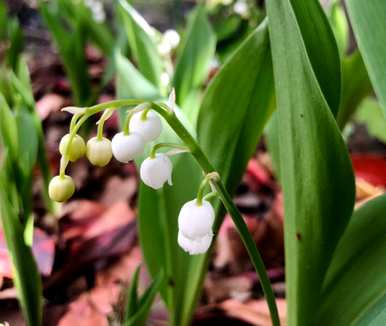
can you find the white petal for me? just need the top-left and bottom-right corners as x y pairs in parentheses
(140, 153), (173, 189)
(178, 199), (215, 238)
(61, 106), (86, 115)
(111, 132), (145, 163)
(129, 111), (162, 142)
(178, 232), (213, 255)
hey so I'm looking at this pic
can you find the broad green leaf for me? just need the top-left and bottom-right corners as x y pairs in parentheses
(355, 98), (386, 143)
(118, 0), (163, 89)
(266, 111), (280, 178)
(347, 0), (386, 116)
(115, 51), (160, 124)
(180, 21), (275, 325)
(173, 5), (216, 109)
(267, 0), (341, 179)
(290, 0), (341, 115)
(266, 1), (355, 326)
(115, 51), (160, 102)
(318, 195), (386, 325)
(0, 167), (42, 326)
(337, 51), (372, 128)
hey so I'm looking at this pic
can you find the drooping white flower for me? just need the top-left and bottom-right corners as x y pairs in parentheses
(86, 137), (112, 167)
(178, 199), (215, 239)
(163, 29), (180, 49)
(59, 134), (86, 162)
(178, 231), (213, 255)
(111, 132), (145, 163)
(49, 175), (75, 202)
(233, 0), (249, 18)
(129, 111), (163, 142)
(140, 153), (173, 189)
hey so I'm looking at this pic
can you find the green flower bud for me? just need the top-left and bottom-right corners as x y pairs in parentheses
(86, 137), (112, 167)
(59, 134), (86, 162)
(48, 175), (75, 202)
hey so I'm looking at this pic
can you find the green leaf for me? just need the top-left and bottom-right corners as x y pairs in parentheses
(115, 50), (160, 124)
(266, 1), (355, 326)
(115, 51), (160, 101)
(15, 108), (39, 177)
(318, 195), (386, 325)
(355, 97), (386, 143)
(125, 265), (140, 320)
(0, 166), (42, 326)
(173, 5), (216, 109)
(0, 93), (18, 160)
(289, 0), (341, 115)
(39, 1), (92, 105)
(328, 0), (349, 57)
(180, 21), (275, 325)
(125, 270), (164, 326)
(7, 19), (24, 71)
(347, 0), (386, 116)
(337, 50), (372, 128)
(118, 0), (163, 89)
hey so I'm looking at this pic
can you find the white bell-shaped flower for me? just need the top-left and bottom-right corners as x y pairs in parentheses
(59, 134), (86, 162)
(178, 199), (215, 239)
(48, 175), (75, 202)
(129, 111), (162, 142)
(86, 137), (112, 167)
(178, 231), (213, 255)
(140, 153), (173, 189)
(111, 132), (145, 163)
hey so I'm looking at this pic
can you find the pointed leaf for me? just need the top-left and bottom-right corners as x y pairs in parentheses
(266, 1), (355, 326)
(118, 0), (163, 88)
(319, 195), (386, 325)
(173, 5), (216, 108)
(289, 0), (341, 114)
(125, 265), (140, 320)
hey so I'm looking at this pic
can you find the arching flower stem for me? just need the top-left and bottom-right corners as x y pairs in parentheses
(149, 143), (188, 158)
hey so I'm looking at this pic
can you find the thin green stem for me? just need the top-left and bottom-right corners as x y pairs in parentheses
(196, 178), (209, 206)
(141, 108), (151, 120)
(122, 111), (134, 135)
(149, 142), (188, 158)
(96, 120), (104, 140)
(203, 191), (218, 201)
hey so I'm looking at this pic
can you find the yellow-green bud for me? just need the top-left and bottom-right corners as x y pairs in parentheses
(48, 175), (75, 202)
(86, 137), (112, 167)
(59, 134), (86, 162)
